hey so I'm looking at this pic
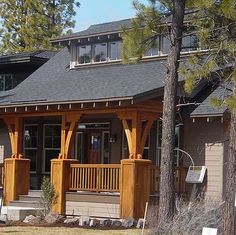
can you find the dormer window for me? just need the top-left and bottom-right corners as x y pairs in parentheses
(109, 41), (121, 61)
(94, 43), (107, 62)
(0, 74), (14, 91)
(78, 45), (92, 64)
(76, 40), (122, 66)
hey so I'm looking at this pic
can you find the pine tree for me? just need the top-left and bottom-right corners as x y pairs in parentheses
(180, 1), (236, 234)
(0, 0), (80, 53)
(122, 0), (186, 225)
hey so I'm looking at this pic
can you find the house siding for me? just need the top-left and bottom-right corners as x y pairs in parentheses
(183, 117), (225, 199)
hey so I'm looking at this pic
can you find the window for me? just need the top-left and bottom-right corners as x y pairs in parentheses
(182, 34), (198, 52)
(24, 125), (38, 172)
(162, 36), (170, 55)
(109, 41), (121, 60)
(156, 120), (180, 166)
(43, 124), (61, 173)
(102, 131), (110, 163)
(77, 45), (92, 64)
(0, 74), (14, 91)
(144, 38), (160, 57)
(75, 132), (84, 163)
(94, 43), (107, 62)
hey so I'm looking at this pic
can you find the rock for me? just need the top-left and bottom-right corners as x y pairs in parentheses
(64, 217), (80, 224)
(136, 218), (145, 229)
(44, 213), (64, 224)
(112, 220), (122, 228)
(0, 214), (7, 223)
(79, 216), (90, 226)
(122, 218), (134, 228)
(23, 215), (41, 224)
(100, 219), (112, 227)
(89, 219), (100, 227)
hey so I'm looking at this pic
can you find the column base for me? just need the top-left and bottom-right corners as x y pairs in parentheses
(120, 159), (151, 219)
(4, 158), (30, 205)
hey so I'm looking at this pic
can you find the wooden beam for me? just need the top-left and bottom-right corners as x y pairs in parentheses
(59, 114), (81, 159)
(3, 117), (23, 158)
(121, 120), (132, 155)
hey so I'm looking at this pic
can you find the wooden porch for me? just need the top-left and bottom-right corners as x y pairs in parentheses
(1, 99), (189, 218)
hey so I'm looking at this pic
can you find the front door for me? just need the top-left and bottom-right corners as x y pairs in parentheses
(87, 133), (101, 164)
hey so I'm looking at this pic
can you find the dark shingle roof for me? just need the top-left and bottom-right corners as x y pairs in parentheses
(190, 85), (232, 117)
(52, 19), (132, 42)
(0, 50), (56, 61)
(0, 47), (169, 106)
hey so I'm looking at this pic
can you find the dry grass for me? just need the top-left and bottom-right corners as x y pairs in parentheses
(0, 226), (142, 235)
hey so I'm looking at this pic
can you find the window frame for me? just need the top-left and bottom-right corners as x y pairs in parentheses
(43, 124), (61, 174)
(23, 124), (38, 173)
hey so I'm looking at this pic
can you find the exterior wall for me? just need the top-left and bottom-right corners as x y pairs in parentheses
(183, 117), (225, 199)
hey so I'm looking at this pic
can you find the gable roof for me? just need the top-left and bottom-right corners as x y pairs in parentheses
(0, 47), (170, 107)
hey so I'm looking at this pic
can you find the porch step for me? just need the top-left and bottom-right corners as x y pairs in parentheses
(28, 190), (42, 197)
(9, 200), (44, 208)
(18, 195), (41, 202)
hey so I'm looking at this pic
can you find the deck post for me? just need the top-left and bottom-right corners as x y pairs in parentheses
(3, 117), (30, 205)
(51, 159), (78, 214)
(120, 159), (151, 219)
(4, 158), (30, 205)
(51, 114), (81, 214)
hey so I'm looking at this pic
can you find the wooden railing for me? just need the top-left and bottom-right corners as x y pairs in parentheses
(150, 166), (188, 194)
(69, 164), (120, 192)
(69, 164), (188, 195)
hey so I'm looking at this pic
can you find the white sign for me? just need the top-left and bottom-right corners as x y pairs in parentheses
(185, 166), (206, 184)
(0, 146), (4, 164)
(202, 227), (217, 235)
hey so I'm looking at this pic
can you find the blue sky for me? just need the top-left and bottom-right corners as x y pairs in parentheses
(74, 0), (148, 32)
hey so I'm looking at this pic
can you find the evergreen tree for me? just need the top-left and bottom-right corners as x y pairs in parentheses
(0, 0), (80, 53)
(180, 1), (236, 234)
(122, 0), (186, 226)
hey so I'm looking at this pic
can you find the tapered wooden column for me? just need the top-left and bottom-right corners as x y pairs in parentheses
(51, 114), (81, 214)
(3, 117), (30, 205)
(120, 159), (151, 218)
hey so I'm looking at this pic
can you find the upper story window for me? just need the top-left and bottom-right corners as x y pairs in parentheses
(109, 41), (121, 61)
(182, 34), (198, 52)
(74, 33), (200, 67)
(94, 43), (107, 62)
(76, 40), (122, 66)
(0, 74), (14, 91)
(78, 45), (92, 64)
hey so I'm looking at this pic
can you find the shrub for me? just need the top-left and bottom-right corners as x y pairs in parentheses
(40, 176), (57, 216)
(148, 197), (223, 235)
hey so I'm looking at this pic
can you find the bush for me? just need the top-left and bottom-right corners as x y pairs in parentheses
(148, 197), (223, 235)
(40, 176), (57, 216)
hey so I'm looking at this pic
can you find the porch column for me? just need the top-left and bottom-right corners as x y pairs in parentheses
(51, 113), (81, 214)
(3, 117), (30, 205)
(118, 110), (158, 218)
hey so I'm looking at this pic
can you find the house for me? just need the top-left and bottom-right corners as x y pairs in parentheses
(0, 50), (56, 187)
(0, 19), (230, 219)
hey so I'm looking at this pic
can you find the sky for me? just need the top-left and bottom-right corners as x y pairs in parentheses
(74, 0), (148, 32)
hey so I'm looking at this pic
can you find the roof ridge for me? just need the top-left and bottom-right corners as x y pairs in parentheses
(88, 18), (132, 28)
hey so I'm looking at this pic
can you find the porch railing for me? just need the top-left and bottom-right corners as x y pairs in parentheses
(150, 166), (188, 194)
(69, 163), (188, 194)
(69, 164), (120, 192)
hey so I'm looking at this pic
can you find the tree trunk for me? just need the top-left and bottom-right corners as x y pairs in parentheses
(223, 107), (236, 235)
(158, 0), (185, 225)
